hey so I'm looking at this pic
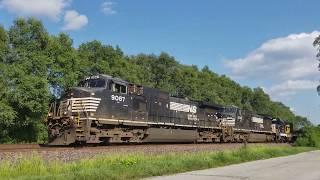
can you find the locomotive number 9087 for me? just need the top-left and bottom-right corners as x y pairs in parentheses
(111, 95), (126, 102)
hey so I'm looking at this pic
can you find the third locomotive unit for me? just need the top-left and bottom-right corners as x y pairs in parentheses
(46, 74), (293, 145)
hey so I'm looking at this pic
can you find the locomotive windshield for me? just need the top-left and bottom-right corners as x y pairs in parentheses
(223, 107), (237, 114)
(78, 78), (106, 88)
(222, 106), (238, 118)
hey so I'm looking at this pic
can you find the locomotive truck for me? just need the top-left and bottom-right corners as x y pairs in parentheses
(46, 74), (293, 145)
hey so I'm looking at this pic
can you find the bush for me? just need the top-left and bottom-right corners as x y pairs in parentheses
(295, 126), (320, 147)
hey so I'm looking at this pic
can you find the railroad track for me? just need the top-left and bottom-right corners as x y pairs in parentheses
(0, 142), (289, 152)
(0, 144), (40, 151)
(0, 144), (77, 152)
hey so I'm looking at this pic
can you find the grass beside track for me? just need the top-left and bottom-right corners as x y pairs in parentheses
(0, 145), (316, 180)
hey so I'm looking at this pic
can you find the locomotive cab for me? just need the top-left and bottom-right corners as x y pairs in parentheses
(271, 118), (293, 142)
(221, 106), (239, 127)
(46, 75), (132, 145)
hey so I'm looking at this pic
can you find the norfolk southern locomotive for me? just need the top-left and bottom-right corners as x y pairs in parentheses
(46, 74), (293, 145)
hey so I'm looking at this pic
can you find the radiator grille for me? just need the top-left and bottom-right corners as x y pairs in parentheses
(59, 97), (101, 115)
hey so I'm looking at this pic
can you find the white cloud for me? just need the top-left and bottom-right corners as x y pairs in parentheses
(0, 0), (71, 20)
(62, 10), (88, 31)
(225, 31), (320, 98)
(101, 1), (116, 15)
(267, 80), (318, 97)
(289, 107), (295, 112)
(225, 31), (319, 80)
(0, 0), (89, 31)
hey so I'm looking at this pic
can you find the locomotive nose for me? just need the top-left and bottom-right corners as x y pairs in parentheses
(57, 87), (100, 118)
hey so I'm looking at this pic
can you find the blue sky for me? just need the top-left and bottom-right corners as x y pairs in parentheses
(0, 0), (319, 124)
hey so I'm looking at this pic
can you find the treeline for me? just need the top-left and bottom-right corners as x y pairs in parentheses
(296, 125), (320, 147)
(0, 18), (312, 143)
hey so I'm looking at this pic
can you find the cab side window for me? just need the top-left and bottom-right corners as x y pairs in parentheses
(110, 82), (127, 94)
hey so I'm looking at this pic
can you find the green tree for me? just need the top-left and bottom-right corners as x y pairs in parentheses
(250, 87), (271, 114)
(1, 18), (50, 142)
(46, 33), (80, 97)
(78, 40), (125, 75)
(241, 87), (253, 111)
(130, 54), (155, 86)
(0, 25), (17, 142)
(151, 52), (178, 90)
(172, 65), (198, 98)
(0, 25), (7, 60)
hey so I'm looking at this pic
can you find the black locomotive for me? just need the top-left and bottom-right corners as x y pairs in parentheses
(46, 74), (293, 145)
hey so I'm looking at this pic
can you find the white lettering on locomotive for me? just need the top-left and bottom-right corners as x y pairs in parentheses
(170, 102), (197, 113)
(252, 117), (263, 124)
(85, 75), (99, 80)
(111, 95), (126, 102)
(187, 114), (199, 121)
